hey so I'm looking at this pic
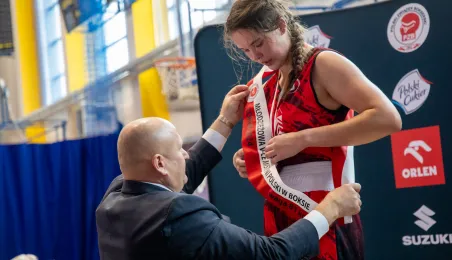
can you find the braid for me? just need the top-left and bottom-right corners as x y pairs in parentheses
(290, 20), (306, 76)
(281, 17), (308, 99)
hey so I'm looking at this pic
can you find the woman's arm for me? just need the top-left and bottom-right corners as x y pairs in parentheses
(300, 51), (402, 147)
(265, 51), (402, 163)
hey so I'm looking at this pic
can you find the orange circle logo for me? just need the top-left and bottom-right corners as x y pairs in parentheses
(250, 86), (258, 97)
(247, 83), (259, 102)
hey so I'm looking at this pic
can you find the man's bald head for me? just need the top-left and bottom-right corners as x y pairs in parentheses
(117, 117), (178, 179)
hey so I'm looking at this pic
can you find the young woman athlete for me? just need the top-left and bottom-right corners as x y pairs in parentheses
(224, 0), (402, 259)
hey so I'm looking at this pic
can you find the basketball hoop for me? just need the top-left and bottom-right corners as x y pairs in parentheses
(154, 57), (199, 101)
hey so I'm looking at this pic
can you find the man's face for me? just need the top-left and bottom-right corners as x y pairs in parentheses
(163, 131), (189, 192)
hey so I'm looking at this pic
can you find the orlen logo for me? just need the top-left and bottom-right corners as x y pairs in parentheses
(404, 140), (431, 164)
(304, 25), (332, 48)
(247, 83), (259, 102)
(392, 69), (431, 115)
(402, 205), (452, 246)
(391, 126), (445, 189)
(387, 3), (430, 53)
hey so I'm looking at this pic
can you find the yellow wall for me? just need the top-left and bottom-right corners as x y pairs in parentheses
(65, 28), (87, 92)
(132, 0), (170, 119)
(14, 0), (46, 143)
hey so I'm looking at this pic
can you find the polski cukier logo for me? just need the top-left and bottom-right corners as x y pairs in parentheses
(392, 69), (431, 115)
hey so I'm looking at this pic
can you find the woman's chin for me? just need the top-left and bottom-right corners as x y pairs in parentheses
(267, 64), (280, 71)
(258, 60), (280, 71)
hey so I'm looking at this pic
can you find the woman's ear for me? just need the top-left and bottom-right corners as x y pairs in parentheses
(278, 18), (287, 35)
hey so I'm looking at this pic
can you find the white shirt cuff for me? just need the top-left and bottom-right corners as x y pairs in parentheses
(202, 129), (227, 152)
(304, 210), (329, 239)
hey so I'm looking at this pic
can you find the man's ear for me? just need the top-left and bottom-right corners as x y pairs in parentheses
(153, 154), (168, 176)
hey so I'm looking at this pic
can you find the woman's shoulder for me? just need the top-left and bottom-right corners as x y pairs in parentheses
(301, 47), (346, 72)
(312, 47), (345, 60)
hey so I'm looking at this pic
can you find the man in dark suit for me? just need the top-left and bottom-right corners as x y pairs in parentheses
(96, 85), (362, 260)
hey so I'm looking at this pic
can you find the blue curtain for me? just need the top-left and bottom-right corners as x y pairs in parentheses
(0, 131), (121, 260)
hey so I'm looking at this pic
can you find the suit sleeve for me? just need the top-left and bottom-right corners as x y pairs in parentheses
(183, 138), (222, 194)
(165, 196), (319, 260)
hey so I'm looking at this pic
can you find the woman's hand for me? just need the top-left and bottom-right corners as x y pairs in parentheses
(233, 148), (248, 178)
(265, 132), (307, 164)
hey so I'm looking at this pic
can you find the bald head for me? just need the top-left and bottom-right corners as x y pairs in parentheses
(117, 117), (179, 179)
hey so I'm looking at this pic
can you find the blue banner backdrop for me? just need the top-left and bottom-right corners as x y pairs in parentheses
(0, 132), (121, 260)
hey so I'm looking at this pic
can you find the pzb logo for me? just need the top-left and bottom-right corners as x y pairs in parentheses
(304, 25), (332, 48)
(387, 3), (430, 53)
(392, 69), (431, 115)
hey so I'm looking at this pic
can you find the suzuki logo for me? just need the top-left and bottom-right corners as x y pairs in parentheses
(404, 140), (432, 164)
(414, 205), (436, 231)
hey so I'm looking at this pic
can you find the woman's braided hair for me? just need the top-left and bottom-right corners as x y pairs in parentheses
(224, 0), (311, 96)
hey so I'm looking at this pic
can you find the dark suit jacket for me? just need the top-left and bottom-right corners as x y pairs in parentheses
(96, 138), (320, 260)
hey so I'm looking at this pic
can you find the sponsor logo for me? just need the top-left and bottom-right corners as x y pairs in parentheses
(304, 25), (332, 48)
(402, 205), (452, 246)
(392, 69), (432, 115)
(289, 79), (300, 93)
(247, 83), (259, 102)
(273, 110), (284, 136)
(414, 205), (436, 231)
(387, 3), (430, 53)
(404, 140), (431, 164)
(391, 126), (445, 189)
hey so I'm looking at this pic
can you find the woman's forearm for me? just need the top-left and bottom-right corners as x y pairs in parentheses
(299, 108), (402, 148)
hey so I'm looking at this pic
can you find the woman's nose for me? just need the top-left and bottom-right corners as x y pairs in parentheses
(251, 50), (263, 62)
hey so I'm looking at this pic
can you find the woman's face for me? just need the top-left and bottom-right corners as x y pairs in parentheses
(231, 23), (291, 70)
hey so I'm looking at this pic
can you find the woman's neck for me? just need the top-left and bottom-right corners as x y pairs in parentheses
(278, 55), (293, 90)
(278, 44), (314, 89)
(280, 54), (293, 80)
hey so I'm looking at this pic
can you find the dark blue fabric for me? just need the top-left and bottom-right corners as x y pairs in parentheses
(0, 131), (121, 260)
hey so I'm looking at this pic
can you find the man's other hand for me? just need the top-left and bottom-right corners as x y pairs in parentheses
(315, 183), (362, 226)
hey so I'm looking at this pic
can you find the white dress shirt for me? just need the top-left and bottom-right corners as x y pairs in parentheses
(147, 128), (329, 239)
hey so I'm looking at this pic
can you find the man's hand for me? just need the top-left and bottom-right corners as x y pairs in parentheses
(209, 85), (250, 139)
(233, 148), (248, 178)
(314, 183), (362, 226)
(219, 85), (250, 126)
